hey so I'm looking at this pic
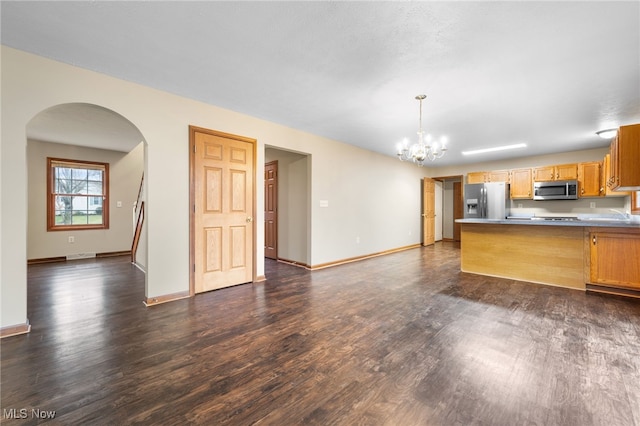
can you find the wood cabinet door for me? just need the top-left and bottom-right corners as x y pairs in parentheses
(616, 123), (640, 190)
(578, 162), (602, 197)
(489, 170), (510, 183)
(467, 172), (487, 184)
(602, 154), (624, 197)
(556, 163), (578, 180)
(603, 153), (629, 197)
(510, 168), (532, 199)
(590, 232), (640, 289)
(533, 164), (577, 181)
(609, 136), (620, 189)
(532, 166), (555, 181)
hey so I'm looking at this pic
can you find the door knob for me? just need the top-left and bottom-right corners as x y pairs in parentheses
(246, 217), (253, 223)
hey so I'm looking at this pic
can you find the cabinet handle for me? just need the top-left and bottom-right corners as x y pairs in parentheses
(556, 172), (559, 179)
(581, 188), (584, 194)
(592, 236), (597, 245)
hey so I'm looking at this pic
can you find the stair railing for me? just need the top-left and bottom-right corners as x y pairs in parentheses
(131, 174), (144, 263)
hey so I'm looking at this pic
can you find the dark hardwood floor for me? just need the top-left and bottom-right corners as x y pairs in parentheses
(2, 243), (640, 425)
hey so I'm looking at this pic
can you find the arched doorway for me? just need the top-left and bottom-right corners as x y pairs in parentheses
(25, 103), (147, 315)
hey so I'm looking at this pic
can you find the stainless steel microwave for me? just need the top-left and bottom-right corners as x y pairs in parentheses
(533, 180), (578, 200)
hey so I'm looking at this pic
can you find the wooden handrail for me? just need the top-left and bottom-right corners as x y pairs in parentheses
(131, 174), (144, 264)
(131, 201), (144, 263)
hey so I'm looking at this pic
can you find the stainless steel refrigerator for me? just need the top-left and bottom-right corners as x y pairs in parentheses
(464, 182), (510, 220)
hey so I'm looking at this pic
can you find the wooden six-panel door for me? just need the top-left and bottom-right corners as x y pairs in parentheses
(264, 161), (278, 259)
(423, 177), (435, 246)
(190, 126), (255, 293)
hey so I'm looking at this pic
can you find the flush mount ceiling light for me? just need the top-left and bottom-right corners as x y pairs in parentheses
(596, 129), (617, 139)
(461, 143), (527, 156)
(395, 95), (448, 165)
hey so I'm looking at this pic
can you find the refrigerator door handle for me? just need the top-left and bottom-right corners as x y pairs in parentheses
(480, 186), (486, 218)
(484, 186), (489, 218)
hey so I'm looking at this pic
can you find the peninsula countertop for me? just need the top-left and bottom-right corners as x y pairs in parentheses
(456, 216), (640, 293)
(456, 216), (640, 228)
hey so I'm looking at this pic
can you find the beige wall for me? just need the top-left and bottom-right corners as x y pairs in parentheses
(2, 46), (628, 331)
(27, 140), (144, 260)
(1, 46), (428, 329)
(428, 147), (610, 177)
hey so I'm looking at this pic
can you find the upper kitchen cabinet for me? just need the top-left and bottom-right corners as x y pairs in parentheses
(532, 165), (555, 182)
(532, 163), (578, 181)
(489, 170), (511, 183)
(602, 154), (628, 197)
(467, 171), (488, 184)
(510, 168), (533, 199)
(608, 123), (640, 191)
(467, 170), (510, 184)
(577, 161), (602, 197)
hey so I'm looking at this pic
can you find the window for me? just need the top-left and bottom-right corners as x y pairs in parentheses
(47, 158), (109, 231)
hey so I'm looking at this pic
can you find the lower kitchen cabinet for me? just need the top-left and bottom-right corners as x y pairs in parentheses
(589, 230), (640, 291)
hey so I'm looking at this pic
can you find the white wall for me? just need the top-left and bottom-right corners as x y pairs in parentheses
(27, 140), (143, 259)
(1, 46), (428, 329)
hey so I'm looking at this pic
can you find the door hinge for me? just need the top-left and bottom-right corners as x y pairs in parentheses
(193, 264), (196, 272)
(193, 145), (196, 153)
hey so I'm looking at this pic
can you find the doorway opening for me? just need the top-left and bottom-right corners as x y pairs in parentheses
(432, 175), (464, 242)
(264, 146), (311, 269)
(25, 102), (146, 326)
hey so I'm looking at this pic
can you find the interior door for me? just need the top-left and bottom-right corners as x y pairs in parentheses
(435, 180), (443, 242)
(423, 177), (435, 246)
(264, 161), (278, 260)
(190, 126), (255, 293)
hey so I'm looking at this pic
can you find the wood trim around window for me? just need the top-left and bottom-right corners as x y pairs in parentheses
(47, 157), (110, 231)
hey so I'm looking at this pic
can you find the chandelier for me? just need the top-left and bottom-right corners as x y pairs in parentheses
(396, 95), (447, 165)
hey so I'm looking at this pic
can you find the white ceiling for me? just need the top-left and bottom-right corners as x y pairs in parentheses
(27, 103), (145, 152)
(2, 1), (639, 165)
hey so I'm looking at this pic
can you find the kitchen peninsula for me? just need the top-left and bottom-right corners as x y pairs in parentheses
(456, 217), (640, 296)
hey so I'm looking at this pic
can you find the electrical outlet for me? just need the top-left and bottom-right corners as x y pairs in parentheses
(68, 236), (75, 243)
(590, 202), (596, 209)
(517, 203), (523, 209)
(116, 201), (122, 208)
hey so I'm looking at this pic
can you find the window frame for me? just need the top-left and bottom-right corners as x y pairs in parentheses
(47, 157), (110, 231)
